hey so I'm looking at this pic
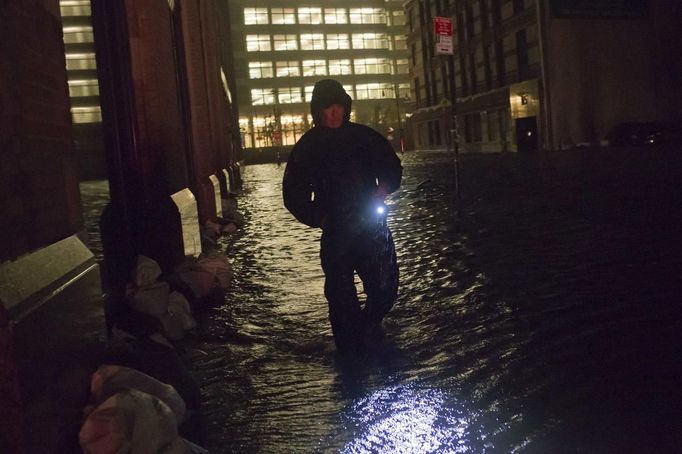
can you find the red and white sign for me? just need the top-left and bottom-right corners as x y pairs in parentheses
(433, 16), (453, 55)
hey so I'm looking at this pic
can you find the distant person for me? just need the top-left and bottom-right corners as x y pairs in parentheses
(283, 79), (403, 353)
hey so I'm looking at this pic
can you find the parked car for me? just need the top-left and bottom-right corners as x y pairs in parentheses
(606, 122), (682, 147)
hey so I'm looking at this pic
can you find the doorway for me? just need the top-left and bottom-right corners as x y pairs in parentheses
(515, 116), (538, 153)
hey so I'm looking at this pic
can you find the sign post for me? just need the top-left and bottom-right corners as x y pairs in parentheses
(434, 16), (461, 216)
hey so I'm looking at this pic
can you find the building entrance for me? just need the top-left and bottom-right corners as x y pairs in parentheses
(515, 116), (538, 153)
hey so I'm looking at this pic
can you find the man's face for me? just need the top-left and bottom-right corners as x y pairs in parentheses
(320, 104), (345, 129)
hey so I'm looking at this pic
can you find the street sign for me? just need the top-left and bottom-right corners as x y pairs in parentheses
(434, 16), (453, 55)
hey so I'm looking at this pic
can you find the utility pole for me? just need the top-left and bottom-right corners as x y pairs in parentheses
(394, 83), (404, 152)
(434, 15), (461, 216)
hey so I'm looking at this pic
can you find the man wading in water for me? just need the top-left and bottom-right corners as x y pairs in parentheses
(283, 79), (402, 353)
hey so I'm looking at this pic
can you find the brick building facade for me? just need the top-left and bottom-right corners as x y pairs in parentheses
(0, 0), (240, 450)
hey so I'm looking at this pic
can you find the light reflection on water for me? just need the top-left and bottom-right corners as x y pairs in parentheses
(340, 383), (471, 454)
(192, 149), (679, 453)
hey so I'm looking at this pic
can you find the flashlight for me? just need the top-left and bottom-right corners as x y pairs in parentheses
(375, 203), (387, 227)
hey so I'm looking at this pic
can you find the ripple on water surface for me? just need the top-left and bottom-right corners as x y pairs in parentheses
(194, 150), (680, 453)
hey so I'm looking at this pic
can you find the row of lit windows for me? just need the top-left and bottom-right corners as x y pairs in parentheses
(249, 59), (409, 78)
(251, 83), (411, 105)
(244, 7), (405, 26)
(246, 33), (407, 52)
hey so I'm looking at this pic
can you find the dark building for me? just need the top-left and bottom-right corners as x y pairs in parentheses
(404, 0), (682, 152)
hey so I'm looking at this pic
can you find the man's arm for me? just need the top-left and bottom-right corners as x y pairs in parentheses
(282, 149), (324, 228)
(372, 133), (403, 196)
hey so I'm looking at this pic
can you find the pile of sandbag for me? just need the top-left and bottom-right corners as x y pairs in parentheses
(173, 251), (233, 303)
(126, 256), (197, 342)
(79, 365), (207, 453)
(201, 194), (245, 249)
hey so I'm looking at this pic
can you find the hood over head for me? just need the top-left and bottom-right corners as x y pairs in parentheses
(310, 79), (352, 126)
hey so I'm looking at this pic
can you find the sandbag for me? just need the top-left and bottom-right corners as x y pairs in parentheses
(168, 291), (197, 332)
(174, 252), (233, 298)
(86, 364), (186, 423)
(79, 388), (190, 454)
(128, 281), (170, 317)
(131, 255), (162, 288)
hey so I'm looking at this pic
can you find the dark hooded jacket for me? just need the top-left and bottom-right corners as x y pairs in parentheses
(283, 79), (402, 233)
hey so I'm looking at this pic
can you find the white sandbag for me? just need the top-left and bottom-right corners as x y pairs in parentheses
(128, 281), (170, 317)
(198, 252), (232, 289)
(174, 252), (232, 298)
(86, 365), (186, 423)
(132, 255), (162, 288)
(168, 292), (197, 332)
(79, 389), (190, 454)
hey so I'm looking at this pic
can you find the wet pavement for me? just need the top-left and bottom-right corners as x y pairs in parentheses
(178, 147), (681, 453)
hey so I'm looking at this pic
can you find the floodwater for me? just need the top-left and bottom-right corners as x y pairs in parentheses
(188, 149), (679, 453)
(78, 149), (680, 453)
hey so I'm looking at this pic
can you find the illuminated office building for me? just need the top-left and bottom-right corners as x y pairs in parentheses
(228, 1), (411, 149)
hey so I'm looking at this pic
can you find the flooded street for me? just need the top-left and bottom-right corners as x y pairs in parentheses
(150, 150), (681, 452)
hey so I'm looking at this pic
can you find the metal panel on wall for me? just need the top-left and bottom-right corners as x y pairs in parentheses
(550, 0), (649, 19)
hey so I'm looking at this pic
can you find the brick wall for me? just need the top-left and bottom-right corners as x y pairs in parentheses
(0, 0), (82, 262)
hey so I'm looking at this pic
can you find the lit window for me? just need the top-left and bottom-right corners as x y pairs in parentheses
(271, 8), (295, 24)
(249, 61), (273, 79)
(302, 60), (327, 76)
(276, 61), (301, 77)
(251, 88), (275, 105)
(298, 7), (322, 24)
(391, 10), (406, 26)
(60, 3), (91, 16)
(65, 53), (97, 70)
(329, 59), (351, 75)
(278, 87), (303, 104)
(396, 59), (409, 75)
(71, 106), (101, 123)
(244, 8), (268, 25)
(343, 85), (355, 100)
(354, 58), (392, 75)
(355, 83), (392, 100)
(326, 34), (350, 50)
(351, 33), (389, 50)
(349, 8), (386, 24)
(68, 80), (99, 97)
(394, 35), (407, 50)
(62, 26), (94, 44)
(273, 34), (298, 51)
(246, 34), (271, 52)
(304, 86), (315, 102)
(300, 33), (325, 50)
(324, 8), (347, 24)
